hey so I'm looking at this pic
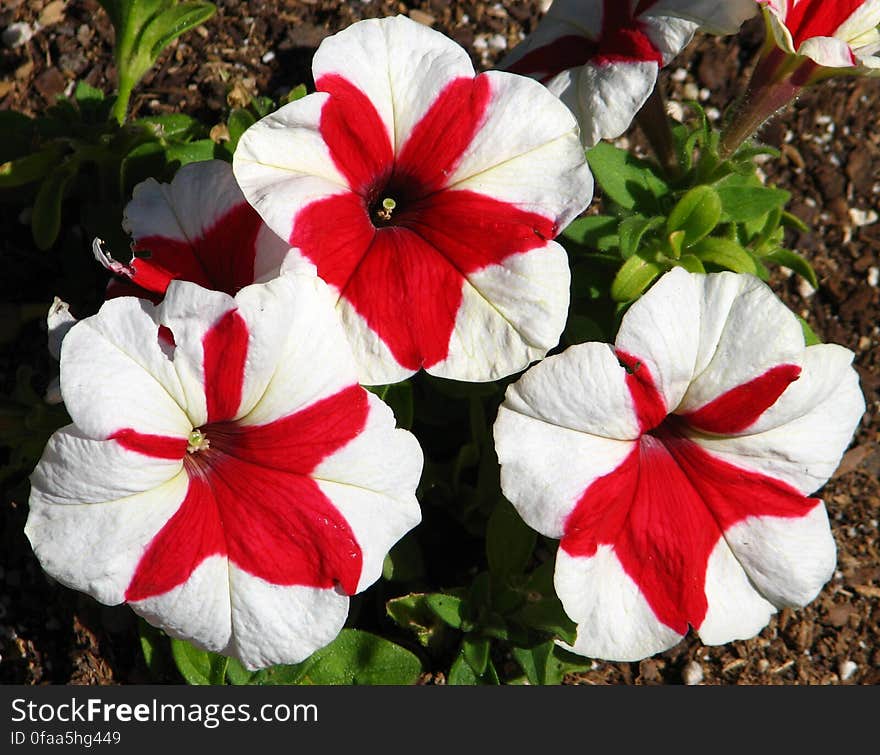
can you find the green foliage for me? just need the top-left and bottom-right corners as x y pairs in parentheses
(565, 105), (817, 311)
(170, 638), (228, 685)
(96, 0), (217, 123)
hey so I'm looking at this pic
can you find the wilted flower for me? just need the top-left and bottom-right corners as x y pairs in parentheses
(26, 272), (423, 669)
(234, 15), (593, 385)
(502, 0), (756, 146)
(494, 268), (864, 661)
(96, 159), (292, 300)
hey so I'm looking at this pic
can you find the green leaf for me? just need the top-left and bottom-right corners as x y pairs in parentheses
(141, 3), (217, 60)
(462, 636), (490, 675)
(226, 108), (256, 152)
(135, 113), (205, 141)
(425, 593), (465, 629)
(224, 658), (257, 685)
(667, 185), (722, 247)
(74, 81), (106, 104)
(675, 254), (706, 274)
(486, 498), (536, 580)
(587, 142), (670, 211)
(137, 619), (171, 679)
(381, 534), (425, 582)
(448, 654), (499, 685)
(0, 146), (65, 189)
(165, 138), (217, 166)
(386, 593), (447, 648)
(619, 215), (663, 259)
(511, 641), (592, 686)
(798, 316), (822, 346)
(296, 629), (422, 685)
(31, 161), (79, 250)
(763, 248), (819, 289)
(610, 254), (663, 302)
(170, 639), (229, 685)
(716, 185), (790, 223)
(511, 560), (578, 646)
(281, 83), (308, 104)
(690, 237), (759, 275)
(562, 214), (619, 249)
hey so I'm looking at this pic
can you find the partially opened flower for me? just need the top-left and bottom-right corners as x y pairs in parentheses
(233, 15), (593, 385)
(494, 268), (864, 661)
(502, 0), (757, 146)
(26, 272), (423, 669)
(760, 0), (880, 73)
(96, 159), (292, 301)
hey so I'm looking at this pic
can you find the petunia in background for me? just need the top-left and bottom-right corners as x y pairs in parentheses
(494, 268), (864, 661)
(95, 159), (293, 301)
(502, 0), (757, 146)
(759, 0), (880, 73)
(26, 272), (423, 669)
(233, 14), (593, 386)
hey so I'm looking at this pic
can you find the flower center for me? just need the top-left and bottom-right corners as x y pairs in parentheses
(187, 428), (211, 454)
(375, 196), (397, 223)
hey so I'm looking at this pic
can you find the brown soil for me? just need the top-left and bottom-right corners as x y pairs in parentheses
(1, 1), (877, 685)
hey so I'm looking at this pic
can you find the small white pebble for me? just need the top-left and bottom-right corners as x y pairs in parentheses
(683, 660), (704, 685)
(698, 87), (710, 101)
(261, 50), (275, 64)
(859, 336), (872, 351)
(487, 34), (507, 52)
(473, 36), (488, 52)
(797, 277), (816, 299)
(671, 67), (688, 82)
(869, 267), (880, 288)
(683, 82), (699, 100)
(839, 660), (857, 681)
(849, 208), (879, 227)
(1, 22), (33, 48)
(667, 101), (685, 122)
(706, 107), (721, 122)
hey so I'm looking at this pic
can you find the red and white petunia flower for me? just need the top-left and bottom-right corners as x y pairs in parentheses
(502, 0), (757, 146)
(26, 272), (423, 669)
(759, 0), (880, 73)
(96, 159), (293, 301)
(233, 15), (593, 386)
(494, 268), (864, 661)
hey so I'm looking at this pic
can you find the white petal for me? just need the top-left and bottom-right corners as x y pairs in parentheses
(641, 15), (697, 63)
(614, 267), (702, 413)
(335, 298), (415, 386)
(678, 273), (805, 414)
(313, 394), (423, 593)
(495, 343), (638, 538)
(646, 0), (756, 35)
(124, 160), (248, 244)
(29, 425), (182, 506)
(835, 0), (880, 43)
(311, 14), (474, 153)
(227, 568), (349, 669)
(25, 471), (189, 605)
(445, 71), (593, 229)
(60, 297), (191, 438)
(689, 344), (865, 493)
(555, 546), (684, 661)
(233, 93), (350, 244)
(429, 242), (571, 382)
(798, 36), (859, 67)
(47, 297), (76, 361)
(722, 504), (837, 609)
(555, 61), (658, 148)
(697, 537), (776, 645)
(132, 555), (233, 654)
(238, 273), (362, 426)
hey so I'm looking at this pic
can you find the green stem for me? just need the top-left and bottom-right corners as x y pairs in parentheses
(111, 73), (136, 125)
(718, 46), (813, 160)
